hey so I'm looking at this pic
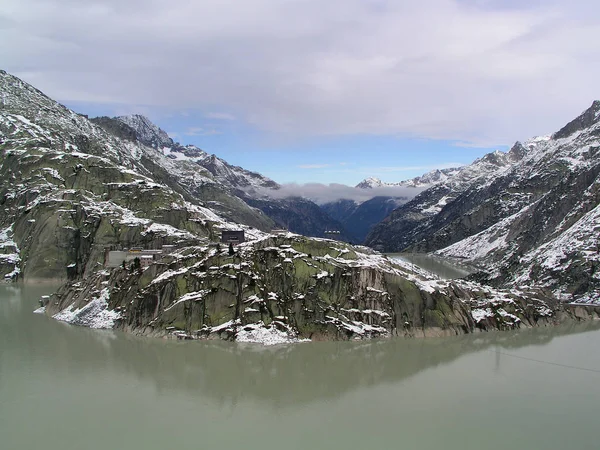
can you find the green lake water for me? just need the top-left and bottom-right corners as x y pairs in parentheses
(1, 284), (600, 450)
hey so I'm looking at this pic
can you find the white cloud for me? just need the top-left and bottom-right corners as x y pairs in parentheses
(184, 127), (221, 136)
(2, 0), (600, 145)
(297, 164), (332, 169)
(259, 183), (425, 205)
(204, 112), (236, 121)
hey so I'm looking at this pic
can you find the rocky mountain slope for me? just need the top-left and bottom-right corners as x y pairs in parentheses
(0, 70), (272, 281)
(366, 101), (600, 303)
(93, 115), (350, 239)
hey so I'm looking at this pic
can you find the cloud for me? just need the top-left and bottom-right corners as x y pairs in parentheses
(297, 164), (332, 169)
(256, 183), (426, 205)
(204, 112), (236, 121)
(184, 126), (221, 136)
(3, 0), (600, 145)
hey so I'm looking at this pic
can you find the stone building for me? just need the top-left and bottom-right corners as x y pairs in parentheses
(221, 230), (245, 245)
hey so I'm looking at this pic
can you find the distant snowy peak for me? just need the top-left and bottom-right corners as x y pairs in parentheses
(355, 177), (383, 189)
(406, 167), (462, 187)
(356, 167), (462, 190)
(116, 114), (174, 149)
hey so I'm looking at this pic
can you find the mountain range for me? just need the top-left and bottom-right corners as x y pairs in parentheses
(366, 101), (600, 302)
(1, 68), (599, 344)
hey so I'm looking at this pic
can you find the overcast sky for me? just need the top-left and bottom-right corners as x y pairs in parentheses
(3, 0), (600, 184)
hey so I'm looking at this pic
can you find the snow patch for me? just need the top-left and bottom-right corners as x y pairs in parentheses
(53, 288), (120, 329)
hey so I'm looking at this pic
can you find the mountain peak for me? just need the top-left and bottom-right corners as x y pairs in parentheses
(356, 177), (383, 189)
(553, 100), (600, 140)
(116, 114), (174, 149)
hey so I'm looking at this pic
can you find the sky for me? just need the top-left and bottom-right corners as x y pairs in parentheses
(3, 0), (600, 186)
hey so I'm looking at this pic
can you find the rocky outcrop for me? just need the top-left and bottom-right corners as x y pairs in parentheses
(46, 234), (599, 342)
(116, 114), (174, 149)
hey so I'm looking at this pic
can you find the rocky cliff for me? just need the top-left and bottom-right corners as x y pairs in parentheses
(45, 233), (599, 342)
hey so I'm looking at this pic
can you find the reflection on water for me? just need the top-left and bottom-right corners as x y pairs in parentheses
(388, 252), (475, 279)
(1, 284), (600, 450)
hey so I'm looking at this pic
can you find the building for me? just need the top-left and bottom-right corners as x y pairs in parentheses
(271, 229), (288, 236)
(221, 230), (245, 245)
(139, 255), (154, 268)
(104, 245), (178, 268)
(324, 230), (342, 241)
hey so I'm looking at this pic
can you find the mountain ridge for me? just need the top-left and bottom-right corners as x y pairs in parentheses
(366, 100), (600, 303)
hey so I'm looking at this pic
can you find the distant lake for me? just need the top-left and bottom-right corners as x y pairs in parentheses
(1, 284), (600, 450)
(388, 252), (476, 279)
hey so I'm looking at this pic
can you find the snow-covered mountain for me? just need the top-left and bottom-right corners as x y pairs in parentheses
(110, 115), (278, 191)
(321, 168), (461, 243)
(101, 115), (348, 237)
(116, 114), (174, 149)
(356, 168), (462, 190)
(0, 69), (276, 280)
(367, 101), (600, 302)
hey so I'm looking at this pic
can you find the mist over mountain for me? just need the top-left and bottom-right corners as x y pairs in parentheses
(257, 182), (424, 205)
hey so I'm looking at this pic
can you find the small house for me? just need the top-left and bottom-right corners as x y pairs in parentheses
(139, 255), (154, 268)
(221, 230), (245, 245)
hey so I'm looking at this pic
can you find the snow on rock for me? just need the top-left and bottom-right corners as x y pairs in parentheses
(471, 308), (494, 323)
(236, 322), (309, 345)
(323, 315), (388, 338)
(53, 288), (120, 329)
(165, 289), (211, 312)
(436, 202), (537, 261)
(142, 222), (195, 239)
(0, 224), (21, 280)
(151, 267), (189, 285)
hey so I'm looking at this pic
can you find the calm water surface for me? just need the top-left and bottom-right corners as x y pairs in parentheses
(389, 253), (475, 279)
(1, 284), (600, 450)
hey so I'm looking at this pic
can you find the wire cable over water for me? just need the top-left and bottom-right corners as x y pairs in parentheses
(490, 349), (600, 374)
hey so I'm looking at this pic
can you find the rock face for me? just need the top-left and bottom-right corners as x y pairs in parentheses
(116, 114), (174, 149)
(366, 101), (600, 303)
(47, 234), (597, 342)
